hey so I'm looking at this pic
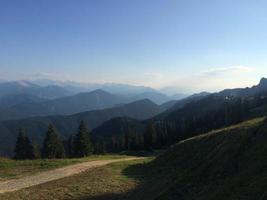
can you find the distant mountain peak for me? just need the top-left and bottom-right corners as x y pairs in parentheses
(189, 91), (210, 99)
(259, 77), (267, 86)
(128, 98), (157, 105)
(256, 77), (267, 91)
(13, 80), (36, 87)
(77, 89), (110, 97)
(91, 89), (108, 94)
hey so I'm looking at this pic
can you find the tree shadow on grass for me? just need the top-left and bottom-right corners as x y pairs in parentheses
(77, 161), (168, 200)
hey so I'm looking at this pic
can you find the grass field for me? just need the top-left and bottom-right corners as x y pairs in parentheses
(0, 154), (130, 181)
(0, 158), (153, 200)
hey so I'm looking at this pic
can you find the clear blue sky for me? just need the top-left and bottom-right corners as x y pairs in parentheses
(0, 0), (267, 92)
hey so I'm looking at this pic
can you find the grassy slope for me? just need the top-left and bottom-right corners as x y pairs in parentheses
(0, 154), (129, 181)
(146, 117), (267, 200)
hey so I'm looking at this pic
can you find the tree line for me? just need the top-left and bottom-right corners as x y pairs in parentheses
(14, 119), (160, 159)
(14, 121), (93, 160)
(93, 121), (163, 153)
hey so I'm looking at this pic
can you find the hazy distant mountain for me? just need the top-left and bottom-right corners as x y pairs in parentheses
(0, 89), (127, 121)
(32, 79), (172, 104)
(258, 77), (267, 90)
(130, 91), (172, 104)
(159, 86), (186, 96)
(30, 79), (68, 86)
(100, 83), (156, 96)
(0, 81), (38, 98)
(31, 79), (156, 96)
(159, 100), (179, 111)
(0, 94), (45, 109)
(188, 91), (211, 98)
(0, 99), (162, 156)
(171, 93), (188, 100)
(0, 81), (72, 100)
(217, 77), (267, 98)
(33, 85), (73, 99)
(29, 79), (179, 104)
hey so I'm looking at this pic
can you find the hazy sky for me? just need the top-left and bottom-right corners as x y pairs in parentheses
(1, 0), (267, 93)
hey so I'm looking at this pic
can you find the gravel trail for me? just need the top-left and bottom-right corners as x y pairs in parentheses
(0, 157), (143, 193)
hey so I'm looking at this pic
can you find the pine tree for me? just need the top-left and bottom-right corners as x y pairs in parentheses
(144, 121), (157, 151)
(42, 124), (65, 159)
(14, 128), (35, 160)
(24, 136), (35, 159)
(73, 121), (93, 157)
(14, 128), (27, 160)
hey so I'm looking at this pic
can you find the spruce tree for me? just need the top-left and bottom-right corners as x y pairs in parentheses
(14, 128), (35, 160)
(24, 136), (35, 159)
(73, 121), (93, 157)
(42, 124), (65, 159)
(14, 128), (27, 160)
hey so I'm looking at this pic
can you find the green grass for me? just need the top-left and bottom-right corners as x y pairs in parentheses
(0, 158), (153, 200)
(0, 154), (130, 181)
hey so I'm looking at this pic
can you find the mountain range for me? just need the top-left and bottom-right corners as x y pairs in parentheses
(90, 77), (267, 149)
(0, 81), (72, 100)
(0, 80), (184, 121)
(0, 89), (127, 121)
(0, 78), (267, 156)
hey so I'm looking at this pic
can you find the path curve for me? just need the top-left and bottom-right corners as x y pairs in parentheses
(0, 157), (144, 193)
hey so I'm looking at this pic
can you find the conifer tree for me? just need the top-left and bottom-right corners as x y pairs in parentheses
(42, 124), (65, 158)
(14, 128), (27, 160)
(14, 128), (35, 160)
(73, 121), (93, 157)
(66, 135), (74, 157)
(24, 136), (35, 159)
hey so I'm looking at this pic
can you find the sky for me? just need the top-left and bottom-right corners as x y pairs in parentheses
(0, 0), (267, 93)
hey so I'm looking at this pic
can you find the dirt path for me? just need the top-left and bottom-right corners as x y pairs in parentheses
(0, 157), (144, 194)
